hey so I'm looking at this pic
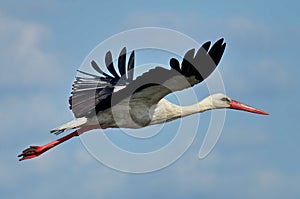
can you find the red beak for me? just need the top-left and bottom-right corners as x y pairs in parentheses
(229, 100), (269, 115)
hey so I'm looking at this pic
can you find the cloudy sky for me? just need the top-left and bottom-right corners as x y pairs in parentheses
(1, 0), (300, 198)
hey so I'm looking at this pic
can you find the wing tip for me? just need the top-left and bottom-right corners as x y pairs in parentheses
(217, 38), (226, 48)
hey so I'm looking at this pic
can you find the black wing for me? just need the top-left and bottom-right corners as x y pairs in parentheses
(70, 38), (226, 120)
(109, 38), (226, 125)
(69, 47), (135, 117)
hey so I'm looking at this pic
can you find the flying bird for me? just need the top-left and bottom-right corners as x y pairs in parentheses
(18, 38), (268, 161)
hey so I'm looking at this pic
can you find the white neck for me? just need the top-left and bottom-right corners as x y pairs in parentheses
(150, 98), (214, 125)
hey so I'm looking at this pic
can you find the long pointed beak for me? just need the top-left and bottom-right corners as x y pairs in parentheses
(229, 100), (269, 115)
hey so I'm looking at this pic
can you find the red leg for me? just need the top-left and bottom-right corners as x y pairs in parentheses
(18, 125), (100, 161)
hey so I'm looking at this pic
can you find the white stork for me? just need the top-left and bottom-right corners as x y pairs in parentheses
(18, 38), (268, 161)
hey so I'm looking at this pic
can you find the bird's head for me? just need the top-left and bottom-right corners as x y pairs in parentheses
(203, 93), (269, 115)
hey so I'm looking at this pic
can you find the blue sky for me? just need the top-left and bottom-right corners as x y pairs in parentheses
(1, 0), (300, 198)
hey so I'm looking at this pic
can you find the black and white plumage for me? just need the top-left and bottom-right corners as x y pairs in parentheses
(69, 47), (135, 118)
(66, 39), (225, 127)
(18, 38), (268, 161)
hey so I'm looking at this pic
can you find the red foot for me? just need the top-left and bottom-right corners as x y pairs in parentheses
(18, 145), (50, 161)
(18, 125), (101, 161)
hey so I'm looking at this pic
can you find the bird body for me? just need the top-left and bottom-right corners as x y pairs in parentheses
(18, 38), (268, 161)
(52, 93), (231, 131)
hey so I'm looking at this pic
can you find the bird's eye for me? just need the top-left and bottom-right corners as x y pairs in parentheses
(221, 97), (230, 102)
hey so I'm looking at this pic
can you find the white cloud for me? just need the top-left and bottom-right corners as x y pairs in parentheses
(250, 168), (300, 198)
(221, 57), (291, 97)
(224, 17), (270, 40)
(0, 92), (71, 144)
(0, 15), (64, 87)
(154, 147), (300, 199)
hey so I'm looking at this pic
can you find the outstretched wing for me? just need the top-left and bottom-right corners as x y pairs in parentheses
(70, 38), (226, 120)
(69, 47), (135, 117)
(109, 38), (226, 125)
